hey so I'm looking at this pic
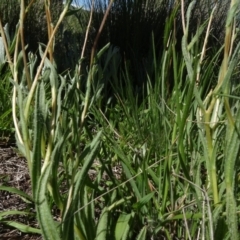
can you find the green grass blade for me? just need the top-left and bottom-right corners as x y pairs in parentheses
(1, 221), (41, 234)
(115, 213), (133, 240)
(136, 226), (147, 240)
(132, 192), (155, 210)
(32, 82), (45, 199)
(95, 207), (108, 240)
(49, 136), (65, 211)
(36, 161), (61, 239)
(73, 131), (102, 199)
(61, 131), (102, 239)
(0, 210), (34, 221)
(224, 107), (240, 239)
(0, 186), (33, 202)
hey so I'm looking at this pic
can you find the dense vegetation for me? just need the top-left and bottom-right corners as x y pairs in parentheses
(0, 0), (240, 239)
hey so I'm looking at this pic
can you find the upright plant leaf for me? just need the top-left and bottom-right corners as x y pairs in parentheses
(73, 131), (102, 199)
(224, 106), (240, 240)
(32, 82), (45, 199)
(136, 226), (147, 240)
(36, 150), (62, 240)
(62, 131), (102, 239)
(0, 36), (5, 65)
(95, 208), (109, 240)
(1, 221), (41, 234)
(115, 213), (133, 240)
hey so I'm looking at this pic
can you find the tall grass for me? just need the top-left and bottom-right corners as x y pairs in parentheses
(0, 0), (240, 239)
(0, 23), (16, 138)
(89, 0), (240, 238)
(0, 0), (116, 238)
(86, 0), (234, 92)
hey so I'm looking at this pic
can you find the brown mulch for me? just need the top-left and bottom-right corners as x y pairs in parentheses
(0, 145), (42, 240)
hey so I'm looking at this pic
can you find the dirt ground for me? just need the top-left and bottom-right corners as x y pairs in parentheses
(0, 139), (123, 240)
(0, 143), (42, 240)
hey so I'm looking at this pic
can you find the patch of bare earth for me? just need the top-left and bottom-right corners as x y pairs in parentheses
(0, 145), (41, 240)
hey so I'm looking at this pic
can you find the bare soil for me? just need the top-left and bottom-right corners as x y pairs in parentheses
(0, 144), (42, 240)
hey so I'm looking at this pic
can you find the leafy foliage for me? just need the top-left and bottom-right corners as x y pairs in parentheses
(0, 0), (240, 239)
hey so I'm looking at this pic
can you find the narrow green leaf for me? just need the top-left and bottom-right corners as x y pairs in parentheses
(226, 2), (239, 27)
(95, 208), (108, 240)
(65, 7), (83, 17)
(115, 213), (132, 240)
(73, 131), (102, 199)
(0, 108), (12, 120)
(49, 136), (65, 211)
(32, 82), (44, 199)
(96, 43), (110, 60)
(1, 221), (41, 234)
(107, 196), (132, 212)
(136, 226), (147, 240)
(74, 224), (87, 240)
(0, 210), (34, 221)
(186, 0), (196, 35)
(132, 192), (155, 210)
(0, 36), (5, 65)
(62, 131), (102, 239)
(224, 106), (240, 239)
(188, 21), (206, 51)
(121, 162), (141, 200)
(0, 186), (33, 202)
(36, 163), (61, 240)
(219, 42), (240, 93)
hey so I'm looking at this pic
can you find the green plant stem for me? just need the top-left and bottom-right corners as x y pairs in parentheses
(204, 110), (219, 204)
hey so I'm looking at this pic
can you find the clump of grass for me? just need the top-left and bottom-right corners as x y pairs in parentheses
(0, 0), (240, 239)
(90, 0), (240, 238)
